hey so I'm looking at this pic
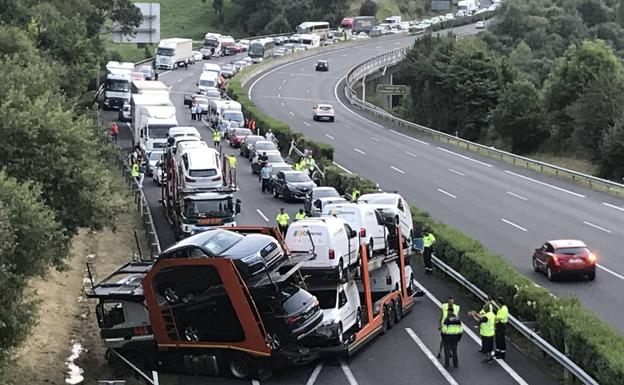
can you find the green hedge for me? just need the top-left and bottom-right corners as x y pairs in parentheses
(228, 48), (624, 385)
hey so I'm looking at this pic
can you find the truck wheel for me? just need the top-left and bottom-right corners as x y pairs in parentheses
(272, 187), (279, 199)
(227, 353), (255, 379)
(336, 323), (344, 344)
(380, 305), (388, 335)
(587, 270), (596, 281)
(395, 298), (403, 322)
(386, 301), (396, 329)
(356, 308), (363, 331)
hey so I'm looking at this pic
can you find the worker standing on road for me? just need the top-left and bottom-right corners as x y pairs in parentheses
(276, 208), (290, 236)
(422, 228), (436, 275)
(190, 102), (197, 121)
(227, 154), (237, 186)
(438, 297), (460, 358)
(470, 304), (496, 363)
(442, 306), (463, 368)
(265, 129), (275, 143)
(294, 157), (305, 171)
(130, 159), (140, 182)
(295, 209), (306, 221)
(494, 296), (509, 360)
(305, 154), (316, 177)
(111, 121), (119, 143)
(351, 188), (360, 202)
(213, 129), (221, 151)
(138, 158), (146, 188)
(260, 164), (271, 193)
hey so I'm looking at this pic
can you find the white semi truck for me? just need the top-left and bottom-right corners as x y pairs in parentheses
(457, 0), (479, 15)
(201, 33), (222, 58)
(131, 93), (177, 151)
(155, 38), (193, 70)
(103, 61), (134, 110)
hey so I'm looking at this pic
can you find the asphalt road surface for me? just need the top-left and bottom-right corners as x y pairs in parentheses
(247, 23), (624, 334)
(103, 32), (557, 385)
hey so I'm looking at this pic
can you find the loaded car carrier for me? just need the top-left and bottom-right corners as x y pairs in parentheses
(87, 226), (422, 380)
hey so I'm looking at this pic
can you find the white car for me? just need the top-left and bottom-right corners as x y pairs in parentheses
(153, 160), (165, 185)
(476, 21), (485, 29)
(146, 149), (164, 176)
(313, 104), (335, 122)
(191, 51), (203, 63)
(310, 281), (362, 343)
(445, 13), (455, 20)
(358, 193), (414, 245)
(118, 102), (131, 122)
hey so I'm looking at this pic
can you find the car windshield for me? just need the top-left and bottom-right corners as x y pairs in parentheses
(556, 247), (590, 255)
(233, 128), (252, 136)
(255, 142), (277, 151)
(319, 106), (332, 111)
(249, 44), (264, 56)
(206, 91), (220, 99)
(199, 79), (216, 87)
(224, 111), (244, 122)
(245, 136), (263, 145)
(201, 230), (244, 255)
(184, 198), (234, 219)
(204, 38), (218, 48)
(310, 290), (337, 309)
(148, 125), (173, 139)
(157, 47), (174, 56)
(148, 152), (162, 161)
(271, 165), (292, 176)
(195, 98), (208, 105)
(315, 189), (339, 199)
(189, 169), (217, 177)
(280, 286), (309, 313)
(286, 173), (311, 182)
(267, 154), (284, 163)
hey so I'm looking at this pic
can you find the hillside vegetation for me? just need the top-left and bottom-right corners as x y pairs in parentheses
(396, 0), (624, 181)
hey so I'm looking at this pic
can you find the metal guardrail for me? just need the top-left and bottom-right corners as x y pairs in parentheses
(432, 255), (599, 385)
(344, 38), (624, 198)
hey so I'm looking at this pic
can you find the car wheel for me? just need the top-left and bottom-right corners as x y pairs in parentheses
(532, 257), (540, 272)
(386, 301), (396, 329)
(183, 325), (201, 342)
(336, 323), (344, 344)
(395, 298), (403, 322)
(380, 305), (388, 335)
(160, 283), (180, 304)
(337, 258), (344, 281)
(273, 187), (279, 199)
(313, 115), (317, 121)
(266, 332), (282, 350)
(227, 353), (255, 379)
(356, 308), (363, 331)
(547, 266), (557, 281)
(408, 274), (416, 295)
(368, 239), (374, 260)
(587, 270), (596, 281)
(330, 117), (334, 122)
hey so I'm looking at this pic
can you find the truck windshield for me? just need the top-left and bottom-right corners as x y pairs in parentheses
(148, 124), (174, 139)
(184, 198), (234, 219)
(199, 79), (216, 88)
(248, 45), (264, 57)
(223, 111), (244, 122)
(105, 79), (130, 92)
(204, 38), (219, 48)
(157, 47), (174, 56)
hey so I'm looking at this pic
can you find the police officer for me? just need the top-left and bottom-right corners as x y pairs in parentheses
(295, 209), (306, 221)
(276, 208), (290, 236)
(442, 306), (463, 368)
(422, 228), (436, 275)
(438, 297), (460, 358)
(470, 303), (496, 363)
(494, 296), (509, 360)
(351, 188), (360, 202)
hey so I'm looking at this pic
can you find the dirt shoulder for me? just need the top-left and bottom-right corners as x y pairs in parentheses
(7, 192), (146, 385)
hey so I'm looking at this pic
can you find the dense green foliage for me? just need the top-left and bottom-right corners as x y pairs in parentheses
(397, 0), (624, 180)
(0, 0), (139, 375)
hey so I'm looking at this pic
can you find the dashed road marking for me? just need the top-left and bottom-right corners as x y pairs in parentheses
(583, 221), (612, 234)
(370, 136), (381, 143)
(501, 218), (527, 232)
(506, 191), (528, 201)
(326, 134), (335, 139)
(597, 264), (624, 280)
(289, 111), (294, 116)
(504, 170), (586, 198)
(448, 168), (465, 177)
(437, 188), (457, 199)
(603, 202), (624, 212)
(405, 151), (418, 158)
(437, 147), (493, 167)
(391, 166), (405, 174)
(354, 148), (366, 155)
(405, 328), (459, 385)
(339, 359), (359, 385)
(303, 122), (311, 127)
(389, 129), (429, 145)
(305, 362), (324, 385)
(256, 209), (269, 222)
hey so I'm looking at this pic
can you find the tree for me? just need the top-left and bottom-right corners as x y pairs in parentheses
(489, 80), (547, 153)
(597, 121), (624, 179)
(360, 0), (378, 16)
(577, 0), (608, 28)
(618, 0), (624, 26)
(263, 14), (292, 34)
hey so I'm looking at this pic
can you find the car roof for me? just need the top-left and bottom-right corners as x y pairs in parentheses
(317, 103), (333, 108)
(282, 170), (308, 176)
(548, 239), (587, 249)
(314, 186), (338, 192)
(258, 149), (281, 155)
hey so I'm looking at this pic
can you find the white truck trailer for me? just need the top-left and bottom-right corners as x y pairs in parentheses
(131, 93), (177, 151)
(457, 0), (479, 16)
(103, 61), (134, 110)
(155, 38), (193, 70)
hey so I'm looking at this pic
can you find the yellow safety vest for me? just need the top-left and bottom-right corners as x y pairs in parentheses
(131, 163), (139, 177)
(444, 315), (464, 335)
(306, 158), (316, 171)
(496, 305), (509, 324)
(276, 213), (290, 226)
(351, 189), (360, 201)
(294, 161), (305, 171)
(479, 310), (495, 337)
(441, 303), (460, 327)
(228, 156), (237, 168)
(295, 212), (306, 220)
(423, 233), (436, 248)
(213, 131), (221, 141)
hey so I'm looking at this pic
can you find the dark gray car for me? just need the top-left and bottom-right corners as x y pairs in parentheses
(272, 170), (317, 201)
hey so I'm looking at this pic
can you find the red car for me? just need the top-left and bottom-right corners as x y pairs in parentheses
(532, 239), (596, 281)
(228, 128), (253, 148)
(233, 43), (245, 53)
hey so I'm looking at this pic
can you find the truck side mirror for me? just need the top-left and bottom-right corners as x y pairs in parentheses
(235, 199), (241, 214)
(350, 229), (357, 238)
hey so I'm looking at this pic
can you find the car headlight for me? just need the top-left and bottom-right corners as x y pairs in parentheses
(241, 251), (262, 263)
(182, 224), (193, 233)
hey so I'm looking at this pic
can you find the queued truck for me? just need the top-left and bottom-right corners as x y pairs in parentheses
(340, 16), (377, 33)
(155, 38), (193, 70)
(131, 93), (177, 151)
(201, 33), (222, 58)
(87, 225), (422, 380)
(104, 61), (134, 110)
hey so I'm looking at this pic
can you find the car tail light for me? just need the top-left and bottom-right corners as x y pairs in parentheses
(212, 175), (222, 181)
(386, 275), (392, 285)
(588, 253), (597, 263)
(552, 255), (560, 266)
(328, 249), (335, 259)
(286, 315), (302, 324)
(359, 228), (366, 237)
(132, 326), (149, 336)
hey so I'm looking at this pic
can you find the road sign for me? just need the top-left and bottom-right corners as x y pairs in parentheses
(112, 3), (160, 44)
(376, 84), (408, 95)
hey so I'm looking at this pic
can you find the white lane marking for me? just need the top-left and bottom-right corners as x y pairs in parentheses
(256, 209), (269, 222)
(603, 202), (624, 212)
(333, 161), (353, 174)
(597, 264), (624, 280)
(375, 46), (382, 49)
(177, 78), (183, 82)
(305, 362), (324, 385)
(389, 129), (429, 145)
(342, 53), (349, 57)
(405, 328), (459, 385)
(306, 89), (310, 93)
(506, 191), (528, 201)
(303, 122), (311, 127)
(280, 102), (285, 107)
(391, 166), (405, 174)
(289, 111), (294, 116)
(339, 359), (359, 385)
(582, 221), (612, 234)
(437, 147), (493, 167)
(251, 380), (260, 385)
(158, 70), (171, 77)
(501, 218), (527, 232)
(282, 79), (286, 83)
(405, 151), (418, 158)
(448, 168), (465, 177)
(370, 136), (381, 143)
(504, 170), (586, 198)
(334, 75), (384, 128)
(326, 134), (335, 140)
(354, 148), (366, 155)
(278, 94), (281, 98)
(278, 86), (282, 90)
(437, 188), (457, 199)
(415, 284), (530, 385)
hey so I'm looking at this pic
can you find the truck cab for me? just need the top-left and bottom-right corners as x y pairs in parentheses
(175, 191), (241, 239)
(137, 105), (178, 151)
(104, 61), (134, 110)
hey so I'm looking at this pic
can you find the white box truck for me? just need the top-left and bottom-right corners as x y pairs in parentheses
(457, 0), (479, 16)
(131, 93), (177, 151)
(155, 38), (193, 70)
(131, 80), (170, 95)
(103, 61), (134, 110)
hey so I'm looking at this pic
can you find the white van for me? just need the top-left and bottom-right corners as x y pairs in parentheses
(358, 193), (413, 244)
(197, 71), (219, 94)
(208, 99), (243, 127)
(358, 262), (416, 301)
(285, 217), (359, 281)
(202, 63), (221, 77)
(322, 202), (388, 256)
(300, 34), (320, 49)
(309, 281), (361, 342)
(167, 126), (201, 150)
(177, 147), (222, 190)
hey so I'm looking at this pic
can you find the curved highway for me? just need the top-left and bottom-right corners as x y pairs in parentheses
(248, 26), (624, 333)
(102, 36), (557, 384)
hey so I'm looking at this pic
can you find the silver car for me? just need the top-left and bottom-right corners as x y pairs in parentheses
(313, 104), (335, 122)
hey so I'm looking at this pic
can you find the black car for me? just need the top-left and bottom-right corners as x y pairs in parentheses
(239, 135), (265, 158)
(272, 170), (317, 201)
(158, 228), (285, 279)
(315, 60), (329, 71)
(251, 151), (285, 174)
(251, 285), (323, 348)
(248, 140), (278, 161)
